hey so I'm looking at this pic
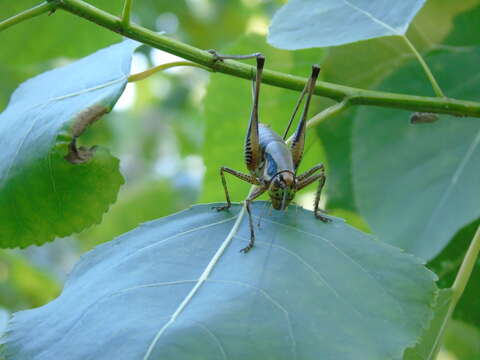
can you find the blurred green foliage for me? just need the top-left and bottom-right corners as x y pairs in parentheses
(1, 1), (480, 359)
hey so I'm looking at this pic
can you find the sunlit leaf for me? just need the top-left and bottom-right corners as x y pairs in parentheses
(2, 203), (437, 359)
(0, 40), (140, 248)
(268, 0), (426, 49)
(352, 47), (480, 260)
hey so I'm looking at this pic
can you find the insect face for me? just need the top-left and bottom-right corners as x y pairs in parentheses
(268, 171), (296, 210)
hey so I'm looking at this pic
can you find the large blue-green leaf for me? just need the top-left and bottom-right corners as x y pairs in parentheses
(3, 203), (437, 360)
(352, 47), (480, 260)
(0, 40), (140, 248)
(268, 0), (426, 49)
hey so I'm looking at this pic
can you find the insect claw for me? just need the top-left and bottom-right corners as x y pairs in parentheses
(240, 243), (254, 253)
(315, 212), (331, 223)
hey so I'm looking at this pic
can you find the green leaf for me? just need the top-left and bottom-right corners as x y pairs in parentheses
(443, 319), (480, 359)
(352, 47), (480, 261)
(0, 309), (9, 337)
(201, 35), (325, 204)
(444, 3), (480, 46)
(0, 1), (122, 108)
(268, 0), (426, 49)
(429, 219), (480, 329)
(2, 203), (437, 359)
(0, 251), (60, 310)
(403, 289), (452, 360)
(317, 0), (480, 214)
(79, 180), (192, 250)
(0, 40), (140, 248)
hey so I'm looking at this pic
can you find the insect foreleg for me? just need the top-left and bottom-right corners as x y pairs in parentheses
(296, 169), (330, 223)
(296, 163), (325, 182)
(242, 186), (268, 253)
(214, 167), (260, 212)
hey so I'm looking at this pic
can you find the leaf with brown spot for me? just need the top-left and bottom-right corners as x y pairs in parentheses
(0, 40), (140, 248)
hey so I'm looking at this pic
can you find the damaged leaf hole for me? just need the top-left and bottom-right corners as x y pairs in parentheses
(65, 104), (109, 164)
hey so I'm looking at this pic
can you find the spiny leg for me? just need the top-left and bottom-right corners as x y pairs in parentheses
(213, 167), (260, 212)
(241, 186), (268, 253)
(296, 169), (330, 223)
(208, 51), (266, 177)
(245, 55), (265, 176)
(290, 65), (321, 171)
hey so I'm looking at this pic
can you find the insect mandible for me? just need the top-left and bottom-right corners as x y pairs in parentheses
(210, 51), (330, 253)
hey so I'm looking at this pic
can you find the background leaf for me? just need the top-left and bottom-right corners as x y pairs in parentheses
(268, 0), (426, 49)
(0, 40), (140, 248)
(0, 251), (60, 310)
(78, 179), (192, 250)
(317, 0), (480, 214)
(442, 319), (480, 359)
(0, 0), (122, 109)
(3, 203), (437, 360)
(403, 289), (452, 360)
(352, 47), (480, 261)
(429, 220), (480, 329)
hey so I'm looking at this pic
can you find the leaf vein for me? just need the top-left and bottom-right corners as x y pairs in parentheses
(256, 216), (408, 319)
(342, 0), (399, 35)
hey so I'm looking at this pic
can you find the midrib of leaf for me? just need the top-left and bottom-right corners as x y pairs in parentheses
(343, 0), (400, 35)
(142, 206), (247, 360)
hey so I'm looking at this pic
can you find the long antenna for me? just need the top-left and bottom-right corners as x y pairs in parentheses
(282, 85), (307, 140)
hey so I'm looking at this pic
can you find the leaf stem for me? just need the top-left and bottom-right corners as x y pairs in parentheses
(402, 35), (445, 98)
(430, 224), (480, 359)
(128, 61), (212, 82)
(6, 0), (480, 118)
(121, 0), (133, 27)
(0, 2), (54, 32)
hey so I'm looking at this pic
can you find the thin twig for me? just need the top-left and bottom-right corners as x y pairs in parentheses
(3, 0), (480, 118)
(128, 61), (212, 82)
(0, 2), (54, 32)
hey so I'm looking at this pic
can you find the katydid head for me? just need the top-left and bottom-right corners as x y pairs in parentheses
(268, 171), (296, 210)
